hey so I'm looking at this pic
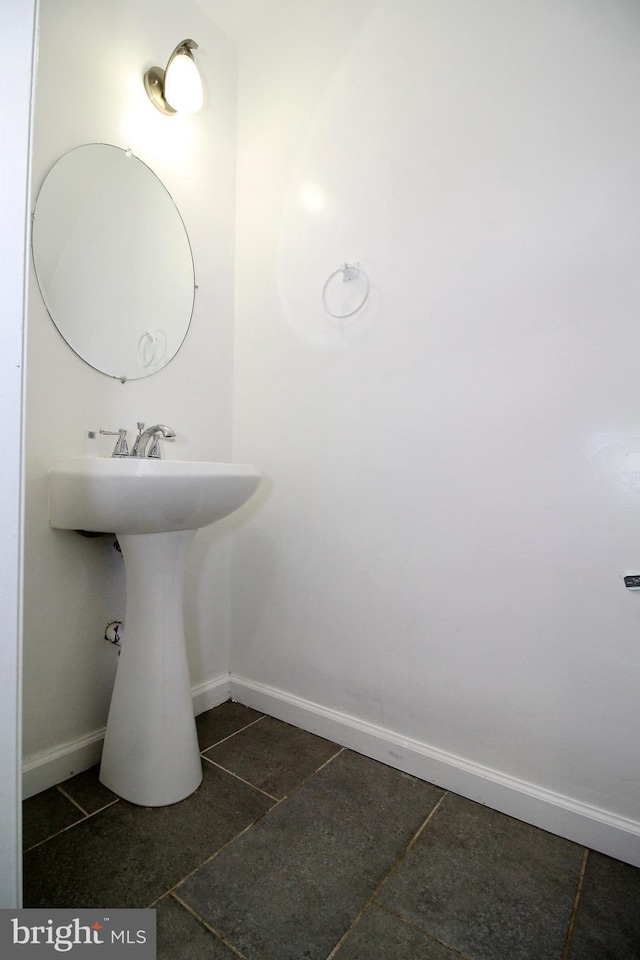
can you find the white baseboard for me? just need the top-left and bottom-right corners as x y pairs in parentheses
(229, 674), (640, 869)
(24, 670), (640, 869)
(22, 728), (106, 801)
(191, 673), (231, 717)
(22, 674), (231, 800)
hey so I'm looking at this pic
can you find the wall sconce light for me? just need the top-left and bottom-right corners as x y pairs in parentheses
(144, 39), (203, 115)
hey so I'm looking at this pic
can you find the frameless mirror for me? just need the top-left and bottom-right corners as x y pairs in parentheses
(32, 143), (195, 381)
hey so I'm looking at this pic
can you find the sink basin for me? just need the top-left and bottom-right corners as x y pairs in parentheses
(48, 457), (261, 534)
(47, 456), (262, 807)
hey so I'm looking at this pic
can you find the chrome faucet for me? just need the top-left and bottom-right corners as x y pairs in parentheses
(131, 422), (176, 458)
(99, 427), (129, 457)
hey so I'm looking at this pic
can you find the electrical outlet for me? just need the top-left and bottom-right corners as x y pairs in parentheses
(623, 575), (640, 590)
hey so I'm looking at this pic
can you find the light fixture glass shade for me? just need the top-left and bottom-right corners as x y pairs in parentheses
(164, 51), (203, 114)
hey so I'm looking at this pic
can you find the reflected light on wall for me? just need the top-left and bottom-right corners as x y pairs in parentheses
(298, 181), (327, 215)
(584, 428), (640, 498)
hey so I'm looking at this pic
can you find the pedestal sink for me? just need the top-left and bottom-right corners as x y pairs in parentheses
(48, 457), (261, 806)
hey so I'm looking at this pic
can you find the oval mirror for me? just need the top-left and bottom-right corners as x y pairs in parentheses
(32, 144), (195, 381)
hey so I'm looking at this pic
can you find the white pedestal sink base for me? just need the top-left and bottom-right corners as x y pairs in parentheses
(48, 456), (262, 806)
(99, 530), (203, 806)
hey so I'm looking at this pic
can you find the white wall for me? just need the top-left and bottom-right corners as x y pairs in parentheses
(0, 0), (37, 908)
(231, 0), (640, 859)
(23, 0), (640, 866)
(23, 0), (237, 784)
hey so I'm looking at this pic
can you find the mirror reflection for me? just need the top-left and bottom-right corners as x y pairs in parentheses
(32, 143), (195, 380)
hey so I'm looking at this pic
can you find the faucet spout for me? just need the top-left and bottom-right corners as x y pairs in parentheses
(131, 423), (176, 458)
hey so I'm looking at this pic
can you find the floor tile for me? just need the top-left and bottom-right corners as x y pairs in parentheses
(332, 904), (463, 959)
(156, 895), (239, 960)
(567, 850), (640, 959)
(378, 793), (583, 960)
(22, 786), (85, 850)
(177, 750), (443, 960)
(196, 700), (263, 752)
(203, 715), (341, 798)
(23, 761), (274, 909)
(58, 764), (118, 814)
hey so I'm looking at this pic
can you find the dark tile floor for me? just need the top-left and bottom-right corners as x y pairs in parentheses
(22, 701), (640, 959)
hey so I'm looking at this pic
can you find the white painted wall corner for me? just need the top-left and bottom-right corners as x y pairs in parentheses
(22, 674), (230, 800)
